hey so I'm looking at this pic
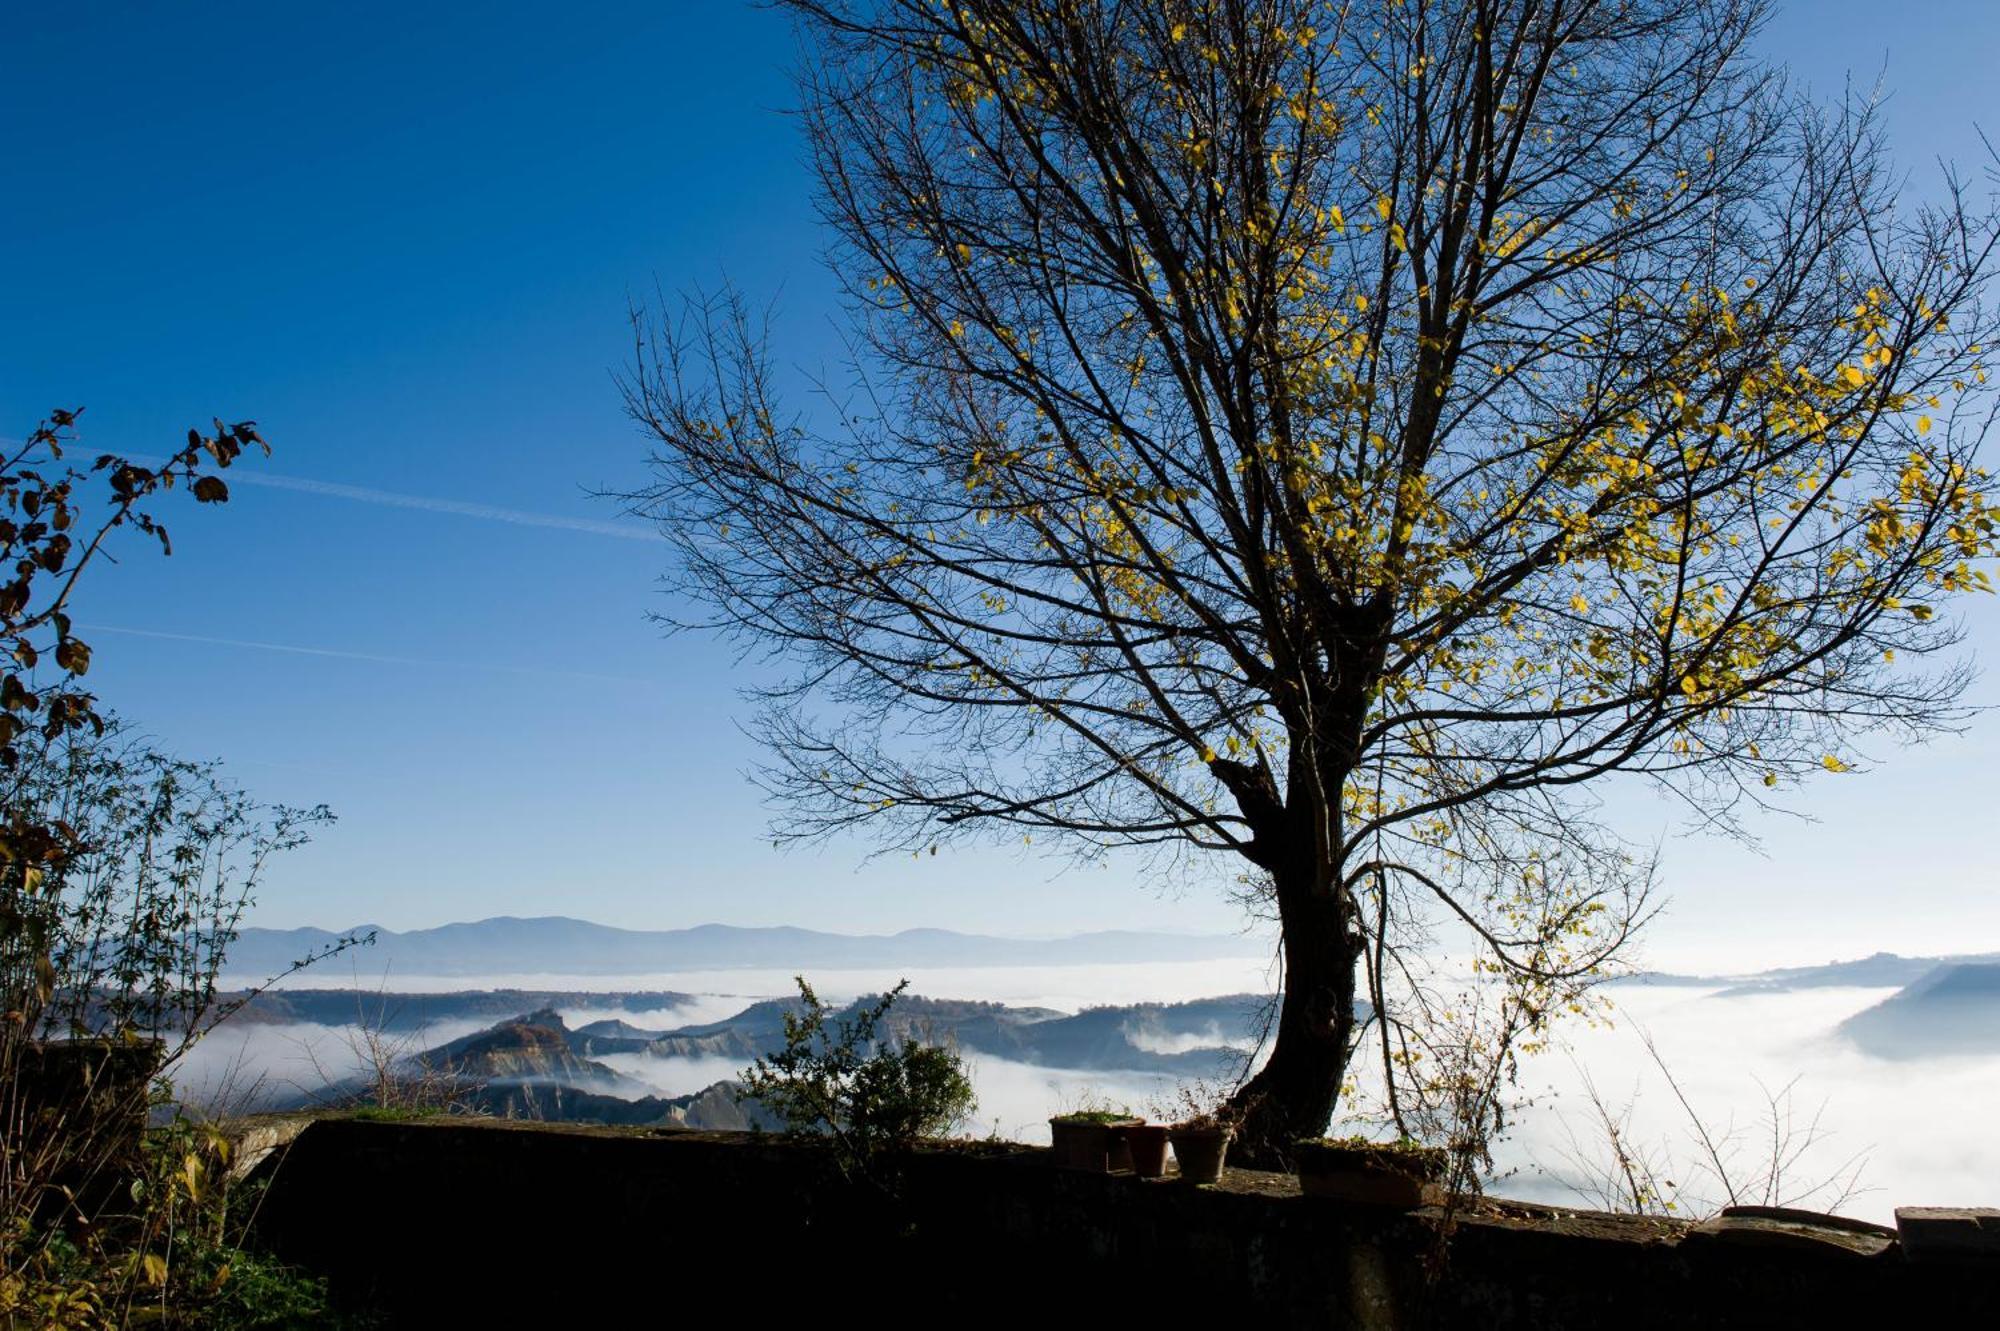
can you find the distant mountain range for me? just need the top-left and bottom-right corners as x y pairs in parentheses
(1615, 950), (2000, 996)
(279, 989), (1274, 1128)
(223, 988), (701, 1032)
(263, 988), (1268, 1082)
(286, 1006), (781, 1131)
(1838, 963), (2000, 1059)
(237, 938), (2000, 1134)
(1611, 950), (2000, 1062)
(224, 915), (1268, 979)
(566, 991), (1269, 1077)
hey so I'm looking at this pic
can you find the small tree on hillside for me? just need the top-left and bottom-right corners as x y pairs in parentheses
(626, 0), (2000, 1160)
(740, 978), (976, 1182)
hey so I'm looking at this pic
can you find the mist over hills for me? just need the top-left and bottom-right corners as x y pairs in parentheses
(278, 990), (1270, 1129)
(232, 942), (2000, 1153)
(226, 915), (1267, 979)
(222, 988), (700, 1032)
(1710, 951), (2000, 997)
(286, 1006), (780, 1131)
(566, 991), (1269, 1077)
(1837, 962), (2000, 1059)
(227, 925), (2000, 1144)
(1616, 949), (2000, 995)
(1610, 950), (2000, 1062)
(270, 988), (1268, 1084)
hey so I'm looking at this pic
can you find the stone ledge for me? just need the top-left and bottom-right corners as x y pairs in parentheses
(233, 1116), (2000, 1328)
(1685, 1206), (1897, 1259)
(1897, 1207), (2000, 1262)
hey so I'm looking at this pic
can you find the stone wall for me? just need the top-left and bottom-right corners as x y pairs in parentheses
(243, 1116), (1998, 1327)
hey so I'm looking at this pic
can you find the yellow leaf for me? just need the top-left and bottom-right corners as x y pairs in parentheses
(1375, 195), (1393, 221)
(1821, 755), (1848, 772)
(1917, 415), (1933, 436)
(1762, 772), (1777, 787)
(141, 1253), (168, 1287)
(1569, 593), (1589, 614)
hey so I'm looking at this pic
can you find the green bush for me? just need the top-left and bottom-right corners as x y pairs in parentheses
(1, 726), (357, 1329)
(0, 1117), (377, 1330)
(1293, 1135), (1449, 1181)
(739, 977), (975, 1180)
(1050, 1109), (1135, 1125)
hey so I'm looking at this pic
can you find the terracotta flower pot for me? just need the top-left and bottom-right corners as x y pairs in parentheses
(1294, 1140), (1447, 1209)
(1124, 1124), (1171, 1178)
(1049, 1114), (1143, 1171)
(1105, 1118), (1142, 1172)
(1048, 1118), (1105, 1170)
(1048, 1117), (1113, 1171)
(1168, 1124), (1233, 1184)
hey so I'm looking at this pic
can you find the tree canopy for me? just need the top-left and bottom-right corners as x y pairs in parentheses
(628, 0), (2000, 1157)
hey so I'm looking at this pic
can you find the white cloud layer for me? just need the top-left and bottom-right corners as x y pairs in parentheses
(181, 963), (2000, 1224)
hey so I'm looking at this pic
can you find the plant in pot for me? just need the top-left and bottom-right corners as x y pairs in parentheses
(1293, 1136), (1449, 1209)
(1047, 1108), (1139, 1172)
(1168, 1114), (1235, 1185)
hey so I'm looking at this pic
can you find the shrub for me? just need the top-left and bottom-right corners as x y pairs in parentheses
(0, 727), (358, 1328)
(0, 404), (362, 1325)
(1050, 1109), (1136, 1126)
(739, 977), (975, 1179)
(1293, 1135), (1450, 1182)
(0, 1116), (375, 1330)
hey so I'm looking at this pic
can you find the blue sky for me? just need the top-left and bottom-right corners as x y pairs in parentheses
(4, 2), (1996, 967)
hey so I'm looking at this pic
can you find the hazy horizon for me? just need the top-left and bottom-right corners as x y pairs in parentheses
(181, 955), (2000, 1225)
(224, 909), (1998, 984)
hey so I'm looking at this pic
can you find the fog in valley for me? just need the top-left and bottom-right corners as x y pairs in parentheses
(226, 956), (1281, 1012)
(185, 956), (2000, 1225)
(1503, 984), (2000, 1223)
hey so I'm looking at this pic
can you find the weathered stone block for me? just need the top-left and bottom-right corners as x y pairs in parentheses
(1685, 1206), (1896, 1259)
(1896, 1207), (2000, 1262)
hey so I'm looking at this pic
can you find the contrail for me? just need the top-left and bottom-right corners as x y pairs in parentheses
(229, 470), (663, 541)
(80, 624), (657, 687)
(117, 454), (664, 542)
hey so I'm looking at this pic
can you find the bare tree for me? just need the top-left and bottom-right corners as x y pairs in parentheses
(287, 985), (475, 1119)
(1549, 1031), (1870, 1218)
(624, 0), (2000, 1158)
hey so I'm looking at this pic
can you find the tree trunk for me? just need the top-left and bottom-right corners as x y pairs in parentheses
(1226, 863), (1359, 1168)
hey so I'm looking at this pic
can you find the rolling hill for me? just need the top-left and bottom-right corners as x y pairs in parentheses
(224, 915), (1268, 979)
(1837, 962), (2000, 1059)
